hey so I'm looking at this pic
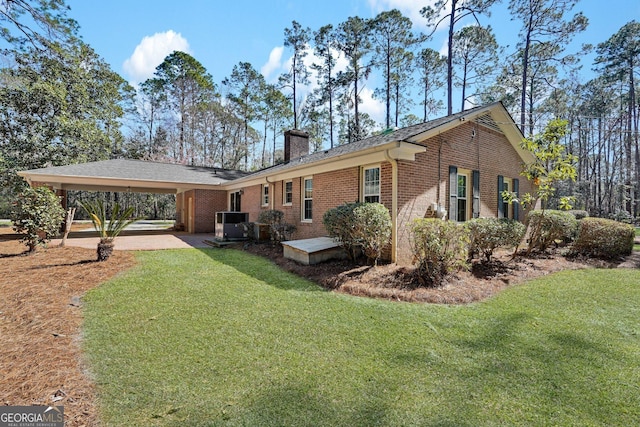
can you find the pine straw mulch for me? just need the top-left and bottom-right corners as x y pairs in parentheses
(0, 229), (136, 427)
(242, 242), (619, 304)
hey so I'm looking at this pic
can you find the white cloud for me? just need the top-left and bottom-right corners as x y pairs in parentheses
(123, 30), (191, 83)
(367, 0), (439, 27)
(261, 46), (284, 80)
(359, 87), (386, 124)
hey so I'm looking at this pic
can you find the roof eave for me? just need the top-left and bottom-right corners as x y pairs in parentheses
(406, 102), (535, 165)
(16, 171), (224, 193)
(223, 141), (426, 190)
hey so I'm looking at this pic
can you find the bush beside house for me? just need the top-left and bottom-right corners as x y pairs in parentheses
(527, 210), (578, 252)
(572, 217), (635, 259)
(466, 218), (526, 262)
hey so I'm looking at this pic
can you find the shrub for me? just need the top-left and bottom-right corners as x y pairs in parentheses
(527, 210), (578, 252)
(11, 186), (65, 253)
(257, 209), (296, 243)
(567, 210), (589, 220)
(410, 219), (469, 287)
(572, 217), (635, 259)
(352, 203), (392, 266)
(466, 218), (526, 262)
(80, 200), (139, 261)
(323, 202), (363, 261)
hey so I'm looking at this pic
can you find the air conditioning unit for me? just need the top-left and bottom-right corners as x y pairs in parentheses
(215, 211), (249, 240)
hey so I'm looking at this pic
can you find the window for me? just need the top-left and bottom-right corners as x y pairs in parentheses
(502, 178), (512, 219)
(363, 166), (380, 203)
(449, 166), (478, 222)
(303, 177), (313, 221)
(498, 175), (518, 219)
(283, 180), (293, 205)
(230, 191), (241, 212)
(262, 184), (269, 206)
(457, 172), (469, 222)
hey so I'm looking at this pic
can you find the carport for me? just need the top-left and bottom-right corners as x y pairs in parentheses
(18, 159), (250, 233)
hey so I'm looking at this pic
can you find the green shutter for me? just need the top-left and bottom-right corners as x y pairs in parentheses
(497, 175), (504, 218)
(513, 178), (520, 220)
(472, 170), (480, 218)
(449, 166), (458, 221)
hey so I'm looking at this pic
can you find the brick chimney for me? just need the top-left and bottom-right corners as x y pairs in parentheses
(284, 129), (309, 162)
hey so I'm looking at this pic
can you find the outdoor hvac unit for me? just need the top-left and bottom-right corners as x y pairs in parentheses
(215, 211), (249, 240)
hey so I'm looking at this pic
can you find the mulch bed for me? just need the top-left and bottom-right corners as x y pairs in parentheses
(242, 242), (615, 304)
(0, 232), (136, 427)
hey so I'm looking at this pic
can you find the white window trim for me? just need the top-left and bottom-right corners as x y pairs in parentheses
(262, 184), (269, 207)
(362, 164), (381, 203)
(302, 176), (313, 222)
(283, 180), (293, 206)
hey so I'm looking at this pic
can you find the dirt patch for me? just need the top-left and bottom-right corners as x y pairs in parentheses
(0, 236), (136, 427)
(242, 242), (617, 304)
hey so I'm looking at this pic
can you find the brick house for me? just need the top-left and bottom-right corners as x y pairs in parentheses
(18, 102), (533, 265)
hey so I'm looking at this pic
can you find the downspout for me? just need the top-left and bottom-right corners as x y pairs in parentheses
(265, 176), (275, 210)
(384, 149), (398, 263)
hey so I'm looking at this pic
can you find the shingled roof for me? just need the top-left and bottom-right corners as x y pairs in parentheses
(257, 106), (476, 176)
(18, 159), (251, 193)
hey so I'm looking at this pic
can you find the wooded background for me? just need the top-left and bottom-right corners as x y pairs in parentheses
(1, 0), (638, 222)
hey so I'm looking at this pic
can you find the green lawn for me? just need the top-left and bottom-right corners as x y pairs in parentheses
(84, 249), (640, 426)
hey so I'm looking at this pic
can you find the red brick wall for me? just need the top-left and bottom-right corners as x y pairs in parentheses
(240, 168), (362, 240)
(191, 189), (228, 233)
(207, 123), (530, 265)
(394, 122), (533, 264)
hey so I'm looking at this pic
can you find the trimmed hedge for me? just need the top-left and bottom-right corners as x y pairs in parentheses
(323, 202), (392, 264)
(572, 217), (635, 259)
(567, 210), (589, 220)
(527, 210), (578, 252)
(410, 219), (469, 287)
(466, 218), (526, 262)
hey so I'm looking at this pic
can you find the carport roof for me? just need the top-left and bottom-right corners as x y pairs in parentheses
(17, 159), (251, 193)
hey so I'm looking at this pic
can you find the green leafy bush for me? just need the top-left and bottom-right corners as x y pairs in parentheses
(323, 202), (363, 261)
(410, 219), (469, 287)
(466, 218), (526, 262)
(11, 186), (65, 252)
(567, 210), (589, 220)
(527, 210), (578, 252)
(323, 202), (392, 264)
(352, 203), (392, 266)
(572, 217), (635, 259)
(257, 209), (296, 243)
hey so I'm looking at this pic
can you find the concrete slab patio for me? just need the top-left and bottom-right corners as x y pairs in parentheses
(50, 230), (216, 250)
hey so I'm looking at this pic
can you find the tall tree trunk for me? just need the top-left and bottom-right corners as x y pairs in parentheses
(520, 15), (533, 134)
(446, 0), (456, 115)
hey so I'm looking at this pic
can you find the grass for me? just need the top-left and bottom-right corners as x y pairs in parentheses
(84, 249), (640, 426)
(0, 219), (11, 227)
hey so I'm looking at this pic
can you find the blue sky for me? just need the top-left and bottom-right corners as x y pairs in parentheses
(66, 0), (639, 123)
